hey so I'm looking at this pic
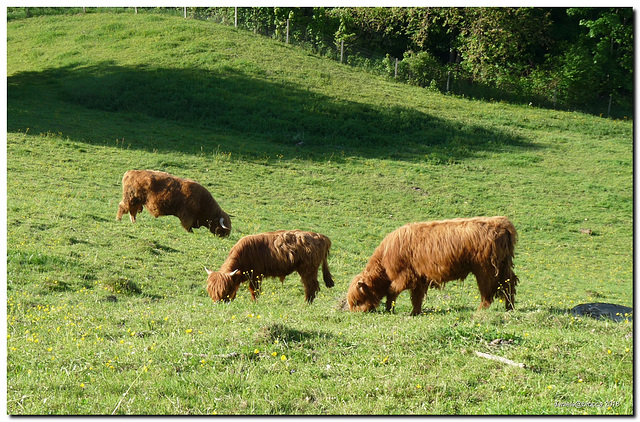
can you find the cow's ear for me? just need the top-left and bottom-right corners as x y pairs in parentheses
(205, 267), (213, 275)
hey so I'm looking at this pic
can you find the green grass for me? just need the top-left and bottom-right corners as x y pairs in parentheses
(6, 12), (633, 415)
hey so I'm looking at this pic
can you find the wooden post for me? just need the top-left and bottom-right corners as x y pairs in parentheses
(340, 40), (344, 64)
(234, 7), (238, 28)
(395, 58), (398, 78)
(446, 70), (451, 92)
(82, 7), (86, 13)
(607, 93), (613, 117)
(134, 7), (138, 14)
(286, 19), (289, 44)
(26, 7), (29, 17)
(183, 7), (187, 19)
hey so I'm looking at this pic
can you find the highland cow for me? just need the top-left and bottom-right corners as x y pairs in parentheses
(116, 170), (231, 236)
(347, 216), (518, 315)
(206, 230), (334, 303)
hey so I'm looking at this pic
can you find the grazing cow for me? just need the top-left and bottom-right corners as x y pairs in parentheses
(206, 230), (334, 303)
(347, 216), (519, 315)
(116, 170), (231, 236)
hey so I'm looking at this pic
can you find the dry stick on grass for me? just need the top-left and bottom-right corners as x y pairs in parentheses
(111, 364), (147, 415)
(474, 351), (526, 368)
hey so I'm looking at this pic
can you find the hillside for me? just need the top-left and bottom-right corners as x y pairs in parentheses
(6, 12), (633, 415)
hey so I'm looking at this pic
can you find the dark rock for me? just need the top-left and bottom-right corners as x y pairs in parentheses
(570, 302), (632, 322)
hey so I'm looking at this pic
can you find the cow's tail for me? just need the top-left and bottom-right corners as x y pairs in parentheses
(321, 238), (334, 288)
(322, 257), (334, 288)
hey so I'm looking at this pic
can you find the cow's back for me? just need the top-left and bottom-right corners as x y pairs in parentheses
(275, 230), (330, 263)
(123, 170), (177, 193)
(223, 232), (290, 275)
(223, 230), (327, 276)
(380, 217), (513, 282)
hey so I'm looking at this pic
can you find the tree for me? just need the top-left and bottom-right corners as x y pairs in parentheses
(568, 8), (633, 95)
(451, 8), (553, 84)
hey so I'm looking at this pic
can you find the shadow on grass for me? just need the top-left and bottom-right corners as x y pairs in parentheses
(258, 322), (333, 345)
(8, 62), (536, 162)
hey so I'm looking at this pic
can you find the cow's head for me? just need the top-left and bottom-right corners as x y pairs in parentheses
(205, 268), (241, 302)
(211, 215), (232, 237)
(346, 273), (381, 312)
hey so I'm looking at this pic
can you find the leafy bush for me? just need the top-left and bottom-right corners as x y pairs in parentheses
(397, 50), (446, 89)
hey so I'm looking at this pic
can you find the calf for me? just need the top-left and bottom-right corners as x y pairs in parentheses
(206, 230), (334, 303)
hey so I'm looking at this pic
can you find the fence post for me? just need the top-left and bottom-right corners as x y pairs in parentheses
(286, 19), (289, 44)
(134, 7), (137, 14)
(234, 7), (238, 28)
(340, 40), (344, 64)
(183, 7), (187, 18)
(26, 7), (29, 17)
(607, 93), (613, 117)
(395, 58), (398, 78)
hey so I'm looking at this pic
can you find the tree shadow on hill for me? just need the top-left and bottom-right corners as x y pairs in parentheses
(7, 62), (536, 162)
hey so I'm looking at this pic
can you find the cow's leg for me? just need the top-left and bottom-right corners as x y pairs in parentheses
(298, 270), (320, 304)
(385, 290), (399, 313)
(475, 270), (497, 310)
(179, 217), (194, 233)
(409, 280), (427, 316)
(129, 205), (139, 223)
(116, 202), (127, 221)
(125, 204), (143, 223)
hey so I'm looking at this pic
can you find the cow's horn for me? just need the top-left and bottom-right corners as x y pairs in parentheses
(205, 267), (213, 275)
(219, 217), (229, 230)
(228, 269), (240, 276)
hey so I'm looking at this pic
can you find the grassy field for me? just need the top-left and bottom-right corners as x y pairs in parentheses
(6, 11), (633, 415)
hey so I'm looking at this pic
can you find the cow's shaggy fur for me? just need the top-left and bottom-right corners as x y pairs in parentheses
(347, 216), (518, 315)
(116, 170), (231, 236)
(206, 230), (334, 303)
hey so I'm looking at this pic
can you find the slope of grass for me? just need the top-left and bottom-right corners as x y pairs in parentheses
(6, 12), (633, 415)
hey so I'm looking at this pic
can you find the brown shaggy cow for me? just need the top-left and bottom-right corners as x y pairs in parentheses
(116, 170), (231, 236)
(347, 216), (518, 315)
(206, 230), (334, 303)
